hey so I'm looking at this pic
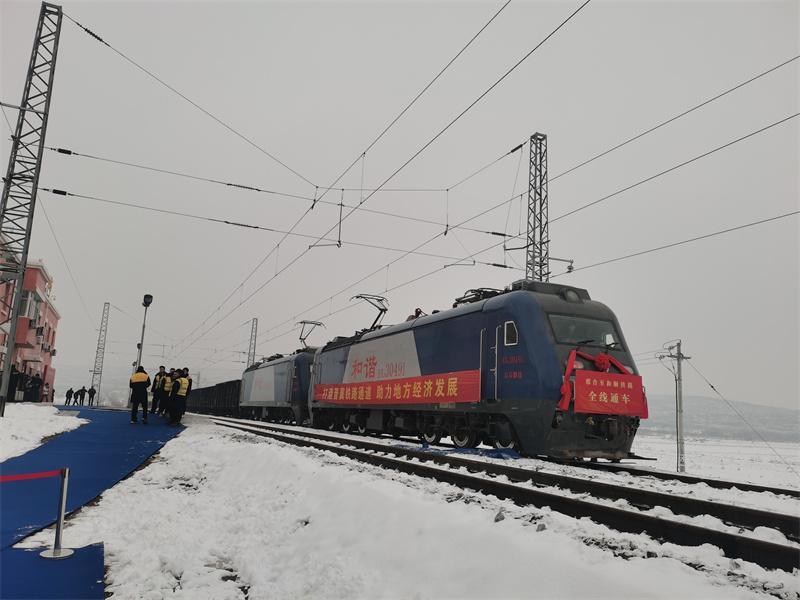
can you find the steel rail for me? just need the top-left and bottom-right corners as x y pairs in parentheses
(202, 414), (799, 498)
(559, 460), (800, 499)
(211, 418), (800, 571)
(210, 416), (799, 541)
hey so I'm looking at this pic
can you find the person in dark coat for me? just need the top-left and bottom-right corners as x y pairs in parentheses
(150, 366), (167, 414)
(87, 386), (96, 406)
(129, 367), (151, 424)
(8, 366), (19, 402)
(159, 368), (175, 417)
(76, 386), (87, 405)
(25, 373), (43, 403)
(168, 369), (190, 426)
(65, 387), (74, 406)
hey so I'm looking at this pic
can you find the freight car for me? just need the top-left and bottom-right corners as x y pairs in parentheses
(311, 280), (647, 460)
(238, 349), (315, 423)
(185, 378), (241, 417)
(190, 279), (647, 460)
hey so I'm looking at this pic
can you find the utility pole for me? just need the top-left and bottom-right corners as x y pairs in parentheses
(90, 302), (110, 405)
(660, 340), (691, 473)
(0, 3), (62, 418)
(246, 318), (258, 368)
(526, 132), (549, 282)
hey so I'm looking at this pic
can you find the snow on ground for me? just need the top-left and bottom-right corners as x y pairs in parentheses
(217, 419), (800, 550)
(631, 433), (800, 490)
(20, 417), (798, 600)
(208, 417), (800, 516)
(0, 403), (87, 461)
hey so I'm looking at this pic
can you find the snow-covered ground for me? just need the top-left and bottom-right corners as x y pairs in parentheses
(0, 403), (87, 461)
(206, 416), (800, 515)
(632, 433), (800, 490)
(20, 417), (799, 599)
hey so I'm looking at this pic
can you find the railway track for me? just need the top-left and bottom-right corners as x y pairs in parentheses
(198, 412), (799, 499)
(564, 459), (800, 498)
(209, 415), (800, 572)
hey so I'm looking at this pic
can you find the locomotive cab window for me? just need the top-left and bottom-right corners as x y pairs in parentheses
(549, 315), (623, 350)
(504, 321), (518, 346)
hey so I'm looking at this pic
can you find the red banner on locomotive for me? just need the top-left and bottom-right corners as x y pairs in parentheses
(573, 370), (647, 418)
(314, 369), (480, 405)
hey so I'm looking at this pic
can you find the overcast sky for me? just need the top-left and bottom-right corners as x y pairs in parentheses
(1, 0), (797, 411)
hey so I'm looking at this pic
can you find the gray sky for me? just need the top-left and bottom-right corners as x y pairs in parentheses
(1, 0), (798, 410)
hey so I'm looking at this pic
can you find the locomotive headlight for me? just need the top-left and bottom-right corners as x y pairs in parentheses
(570, 360), (585, 370)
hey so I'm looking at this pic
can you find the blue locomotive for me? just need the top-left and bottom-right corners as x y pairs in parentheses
(312, 280), (647, 459)
(188, 280), (647, 460)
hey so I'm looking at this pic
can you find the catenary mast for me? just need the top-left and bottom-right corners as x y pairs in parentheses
(0, 3), (63, 417)
(90, 302), (110, 404)
(526, 133), (549, 282)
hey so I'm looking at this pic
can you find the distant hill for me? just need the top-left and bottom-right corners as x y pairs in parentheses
(641, 393), (799, 443)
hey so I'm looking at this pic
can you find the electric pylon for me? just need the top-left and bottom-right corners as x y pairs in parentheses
(526, 132), (549, 282)
(246, 318), (258, 367)
(0, 3), (63, 417)
(90, 302), (110, 404)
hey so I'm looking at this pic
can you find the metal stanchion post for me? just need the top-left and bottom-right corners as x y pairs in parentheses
(40, 468), (74, 559)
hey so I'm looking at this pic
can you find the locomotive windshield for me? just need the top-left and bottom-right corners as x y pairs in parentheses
(548, 315), (623, 350)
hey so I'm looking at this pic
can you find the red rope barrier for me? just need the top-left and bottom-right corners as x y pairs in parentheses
(0, 469), (62, 483)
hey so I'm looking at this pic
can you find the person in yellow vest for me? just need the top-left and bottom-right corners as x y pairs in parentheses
(150, 366), (167, 415)
(169, 370), (190, 426)
(181, 368), (192, 421)
(158, 369), (175, 417)
(129, 366), (151, 424)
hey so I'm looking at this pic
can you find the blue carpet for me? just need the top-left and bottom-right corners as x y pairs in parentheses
(0, 543), (105, 599)
(0, 408), (182, 548)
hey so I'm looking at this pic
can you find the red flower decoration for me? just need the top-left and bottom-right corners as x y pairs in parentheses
(594, 353), (611, 371)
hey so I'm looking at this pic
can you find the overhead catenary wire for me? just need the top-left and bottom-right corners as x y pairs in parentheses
(37, 198), (95, 327)
(44, 147), (315, 202)
(165, 2), (514, 360)
(685, 360), (800, 480)
(252, 190), (529, 343)
(0, 104), (14, 133)
(258, 209), (799, 348)
(63, 12), (316, 188)
(550, 210), (799, 276)
(43, 146), (500, 236)
(171, 59), (798, 382)
(552, 112), (800, 223)
(448, 140), (526, 191)
(551, 54), (800, 182)
(168, 0), (592, 361)
(41, 187), (502, 264)
(253, 109), (799, 344)
(310, 0), (513, 208)
(108, 303), (175, 342)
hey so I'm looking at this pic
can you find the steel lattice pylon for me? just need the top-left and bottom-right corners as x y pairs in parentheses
(90, 302), (110, 403)
(525, 133), (549, 282)
(247, 318), (258, 367)
(0, 3), (62, 417)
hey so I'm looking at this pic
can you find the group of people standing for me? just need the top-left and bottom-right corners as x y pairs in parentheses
(129, 365), (192, 426)
(64, 385), (96, 406)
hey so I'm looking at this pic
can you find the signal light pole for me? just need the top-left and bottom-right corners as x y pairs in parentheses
(136, 294), (153, 370)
